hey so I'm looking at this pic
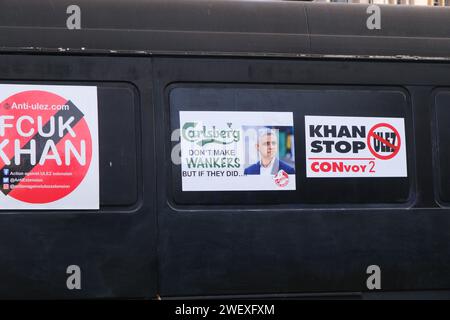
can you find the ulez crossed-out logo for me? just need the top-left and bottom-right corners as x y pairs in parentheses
(0, 84), (99, 210)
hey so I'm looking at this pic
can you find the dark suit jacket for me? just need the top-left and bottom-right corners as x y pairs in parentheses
(244, 158), (295, 175)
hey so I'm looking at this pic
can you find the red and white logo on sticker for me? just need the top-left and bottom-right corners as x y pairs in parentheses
(0, 85), (99, 210)
(274, 169), (289, 187)
(367, 123), (401, 160)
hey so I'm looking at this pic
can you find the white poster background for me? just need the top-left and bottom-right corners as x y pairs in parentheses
(305, 115), (407, 178)
(0, 84), (99, 210)
(180, 111), (296, 191)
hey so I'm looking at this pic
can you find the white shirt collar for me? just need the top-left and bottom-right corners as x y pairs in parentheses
(260, 157), (275, 175)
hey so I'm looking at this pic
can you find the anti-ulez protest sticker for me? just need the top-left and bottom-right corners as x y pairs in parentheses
(305, 116), (407, 178)
(179, 111), (296, 191)
(0, 84), (99, 209)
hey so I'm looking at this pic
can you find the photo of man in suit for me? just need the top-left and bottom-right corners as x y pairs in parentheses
(244, 129), (295, 175)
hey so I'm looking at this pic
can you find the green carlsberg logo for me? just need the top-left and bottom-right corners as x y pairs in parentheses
(182, 122), (240, 146)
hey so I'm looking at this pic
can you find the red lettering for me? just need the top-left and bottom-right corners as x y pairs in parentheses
(310, 161), (369, 173)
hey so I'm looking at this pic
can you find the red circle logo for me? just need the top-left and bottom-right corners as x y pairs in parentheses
(367, 123), (401, 160)
(0, 90), (92, 204)
(274, 170), (289, 188)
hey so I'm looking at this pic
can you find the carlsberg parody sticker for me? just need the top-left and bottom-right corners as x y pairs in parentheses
(180, 111), (296, 191)
(305, 115), (407, 178)
(0, 84), (99, 209)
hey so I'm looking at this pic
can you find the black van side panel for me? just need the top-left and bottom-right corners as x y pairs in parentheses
(154, 57), (450, 297)
(2, 54), (450, 298)
(0, 55), (156, 299)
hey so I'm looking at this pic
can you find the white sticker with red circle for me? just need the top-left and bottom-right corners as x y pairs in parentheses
(305, 116), (407, 178)
(0, 84), (99, 210)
